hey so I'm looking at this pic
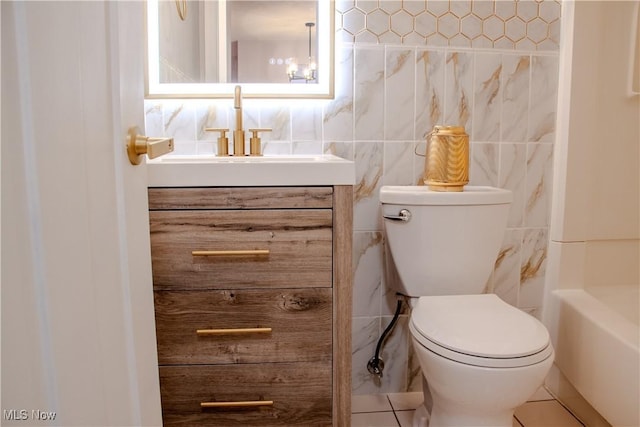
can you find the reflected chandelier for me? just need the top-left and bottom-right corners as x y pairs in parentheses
(287, 22), (317, 82)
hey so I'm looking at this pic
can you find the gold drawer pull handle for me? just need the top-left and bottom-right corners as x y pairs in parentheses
(201, 400), (274, 408)
(196, 327), (272, 336)
(192, 249), (270, 257)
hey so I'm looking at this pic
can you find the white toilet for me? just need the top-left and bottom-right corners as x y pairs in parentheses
(380, 185), (554, 427)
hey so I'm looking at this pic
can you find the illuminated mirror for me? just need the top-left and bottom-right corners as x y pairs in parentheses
(146, 0), (334, 98)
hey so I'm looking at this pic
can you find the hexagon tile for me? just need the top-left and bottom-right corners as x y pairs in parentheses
(336, 0), (561, 51)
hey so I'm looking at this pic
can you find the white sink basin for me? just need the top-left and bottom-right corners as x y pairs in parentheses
(147, 154), (355, 187)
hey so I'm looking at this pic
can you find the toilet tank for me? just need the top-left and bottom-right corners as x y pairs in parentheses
(380, 186), (512, 297)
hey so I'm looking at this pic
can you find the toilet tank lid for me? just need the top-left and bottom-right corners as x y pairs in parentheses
(380, 186), (512, 206)
(411, 294), (550, 359)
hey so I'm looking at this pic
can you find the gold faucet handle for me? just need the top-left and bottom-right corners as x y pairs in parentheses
(205, 127), (228, 134)
(248, 128), (272, 156)
(248, 128), (272, 136)
(205, 128), (230, 156)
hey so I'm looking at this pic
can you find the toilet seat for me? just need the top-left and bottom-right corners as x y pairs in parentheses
(410, 294), (553, 368)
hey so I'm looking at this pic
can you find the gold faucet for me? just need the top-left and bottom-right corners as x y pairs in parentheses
(229, 85), (272, 156)
(233, 85), (245, 156)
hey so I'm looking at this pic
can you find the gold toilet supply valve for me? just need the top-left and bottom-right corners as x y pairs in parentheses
(248, 128), (272, 156)
(205, 128), (230, 156)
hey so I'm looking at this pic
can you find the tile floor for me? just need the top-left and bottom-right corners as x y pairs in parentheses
(352, 387), (585, 427)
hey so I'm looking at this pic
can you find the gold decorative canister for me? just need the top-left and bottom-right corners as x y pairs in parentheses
(423, 125), (469, 192)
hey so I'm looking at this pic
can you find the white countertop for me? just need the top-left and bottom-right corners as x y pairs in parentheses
(146, 154), (355, 187)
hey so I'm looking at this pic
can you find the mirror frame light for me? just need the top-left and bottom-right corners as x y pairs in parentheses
(145, 0), (334, 99)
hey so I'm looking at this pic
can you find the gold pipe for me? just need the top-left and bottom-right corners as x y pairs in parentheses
(201, 401), (274, 408)
(234, 85), (243, 130)
(196, 327), (272, 336)
(233, 85), (245, 155)
(191, 249), (270, 257)
(233, 130), (245, 156)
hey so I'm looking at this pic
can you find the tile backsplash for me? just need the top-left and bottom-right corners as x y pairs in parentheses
(336, 0), (561, 51)
(144, 0), (560, 396)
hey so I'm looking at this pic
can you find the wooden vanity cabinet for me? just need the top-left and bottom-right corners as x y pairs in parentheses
(148, 186), (352, 427)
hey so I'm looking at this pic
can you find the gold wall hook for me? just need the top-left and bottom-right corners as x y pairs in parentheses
(126, 126), (174, 165)
(175, 0), (187, 21)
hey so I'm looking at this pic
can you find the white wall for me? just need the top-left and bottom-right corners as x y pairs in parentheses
(158, 0), (202, 83)
(549, 1), (640, 290)
(237, 39), (308, 84)
(544, 3), (640, 424)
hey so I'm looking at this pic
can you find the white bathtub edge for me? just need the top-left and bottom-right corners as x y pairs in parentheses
(550, 289), (640, 427)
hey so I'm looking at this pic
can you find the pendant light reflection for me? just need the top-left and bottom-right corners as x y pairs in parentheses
(287, 22), (317, 83)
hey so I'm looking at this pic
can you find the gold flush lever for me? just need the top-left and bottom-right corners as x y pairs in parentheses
(126, 126), (174, 165)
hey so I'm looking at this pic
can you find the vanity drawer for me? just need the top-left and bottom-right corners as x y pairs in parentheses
(149, 209), (333, 290)
(148, 186), (334, 210)
(154, 288), (332, 365)
(159, 362), (332, 426)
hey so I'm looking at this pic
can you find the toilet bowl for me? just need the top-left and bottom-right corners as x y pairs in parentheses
(380, 186), (554, 427)
(410, 294), (554, 427)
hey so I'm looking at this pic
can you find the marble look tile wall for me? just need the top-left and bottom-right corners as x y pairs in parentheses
(350, 48), (557, 395)
(144, 2), (561, 397)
